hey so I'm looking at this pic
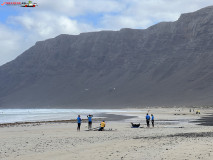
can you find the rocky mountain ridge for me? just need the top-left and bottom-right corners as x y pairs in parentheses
(1, 6), (213, 108)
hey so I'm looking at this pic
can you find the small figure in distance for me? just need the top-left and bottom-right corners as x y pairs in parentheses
(151, 114), (154, 127)
(146, 113), (150, 128)
(77, 115), (82, 131)
(196, 110), (201, 114)
(98, 120), (105, 131)
(87, 114), (93, 130)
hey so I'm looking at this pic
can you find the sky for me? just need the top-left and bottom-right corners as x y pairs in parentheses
(0, 0), (213, 66)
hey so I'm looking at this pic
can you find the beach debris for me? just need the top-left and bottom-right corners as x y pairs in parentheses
(85, 127), (117, 131)
(164, 126), (184, 128)
(131, 122), (140, 128)
(133, 132), (213, 140)
(168, 132), (213, 138)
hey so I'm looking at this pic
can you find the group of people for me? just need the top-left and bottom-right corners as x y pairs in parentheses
(146, 113), (154, 127)
(77, 113), (154, 131)
(77, 114), (105, 131)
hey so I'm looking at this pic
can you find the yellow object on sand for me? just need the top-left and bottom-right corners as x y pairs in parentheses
(101, 122), (105, 127)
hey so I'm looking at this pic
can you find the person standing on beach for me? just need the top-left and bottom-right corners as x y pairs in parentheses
(146, 113), (150, 127)
(77, 115), (82, 131)
(87, 114), (93, 129)
(151, 114), (154, 127)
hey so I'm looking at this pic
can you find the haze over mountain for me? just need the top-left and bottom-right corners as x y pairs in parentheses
(1, 6), (213, 108)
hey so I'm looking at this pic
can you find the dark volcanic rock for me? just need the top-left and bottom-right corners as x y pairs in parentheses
(1, 6), (213, 108)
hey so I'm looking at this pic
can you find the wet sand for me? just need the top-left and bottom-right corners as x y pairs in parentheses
(193, 114), (213, 126)
(97, 113), (137, 121)
(0, 107), (213, 160)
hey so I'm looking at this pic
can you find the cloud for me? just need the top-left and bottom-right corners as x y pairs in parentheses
(1, 11), (94, 66)
(100, 0), (213, 30)
(8, 11), (94, 39)
(101, 15), (153, 30)
(37, 0), (125, 16)
(0, 24), (24, 65)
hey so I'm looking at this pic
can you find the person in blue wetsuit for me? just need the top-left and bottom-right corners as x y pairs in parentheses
(146, 113), (150, 127)
(151, 114), (154, 127)
(77, 115), (82, 131)
(87, 114), (93, 129)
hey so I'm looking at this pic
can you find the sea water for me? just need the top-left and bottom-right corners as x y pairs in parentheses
(0, 109), (139, 124)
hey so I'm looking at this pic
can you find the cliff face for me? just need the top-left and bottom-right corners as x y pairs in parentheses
(1, 6), (213, 108)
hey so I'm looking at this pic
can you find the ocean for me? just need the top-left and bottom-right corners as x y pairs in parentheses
(0, 109), (139, 124)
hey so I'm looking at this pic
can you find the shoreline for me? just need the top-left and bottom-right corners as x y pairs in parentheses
(1, 108), (213, 127)
(0, 113), (137, 127)
(0, 108), (141, 125)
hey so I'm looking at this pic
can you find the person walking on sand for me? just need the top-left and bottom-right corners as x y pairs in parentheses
(98, 120), (105, 131)
(146, 113), (150, 127)
(151, 114), (154, 127)
(77, 115), (82, 131)
(87, 114), (93, 129)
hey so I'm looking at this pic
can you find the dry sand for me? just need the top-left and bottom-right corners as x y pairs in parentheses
(0, 107), (213, 160)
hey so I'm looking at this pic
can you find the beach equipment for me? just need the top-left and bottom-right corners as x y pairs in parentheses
(131, 122), (140, 128)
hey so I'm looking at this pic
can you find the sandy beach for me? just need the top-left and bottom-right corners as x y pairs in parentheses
(0, 107), (213, 160)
